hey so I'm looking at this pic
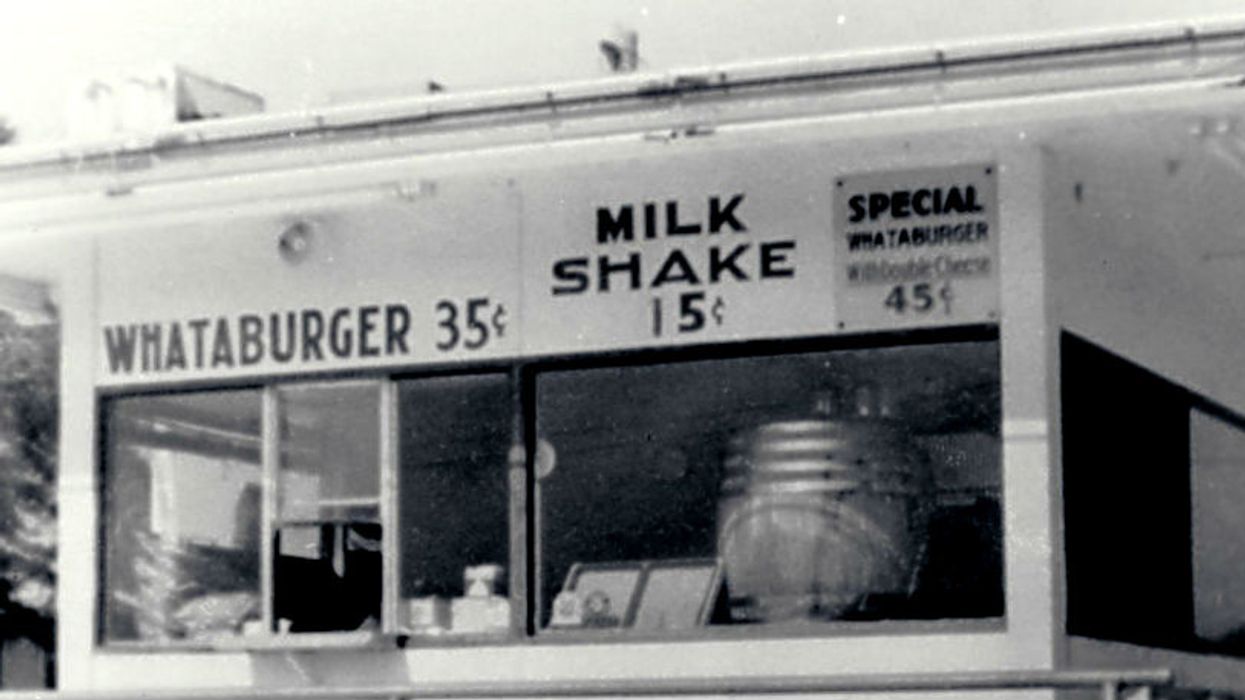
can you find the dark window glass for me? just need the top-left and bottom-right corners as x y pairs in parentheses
(102, 390), (263, 642)
(536, 340), (1002, 633)
(398, 374), (513, 637)
(1062, 334), (1193, 647)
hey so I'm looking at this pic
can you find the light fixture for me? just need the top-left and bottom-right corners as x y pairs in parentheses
(277, 220), (313, 263)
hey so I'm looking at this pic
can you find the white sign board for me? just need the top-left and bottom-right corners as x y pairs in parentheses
(520, 148), (837, 355)
(831, 164), (999, 331)
(96, 178), (522, 386)
(94, 150), (1001, 387)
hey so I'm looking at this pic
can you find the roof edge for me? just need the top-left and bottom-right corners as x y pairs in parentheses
(2, 15), (1245, 170)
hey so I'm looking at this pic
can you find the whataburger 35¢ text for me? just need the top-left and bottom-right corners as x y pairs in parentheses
(102, 304), (414, 374)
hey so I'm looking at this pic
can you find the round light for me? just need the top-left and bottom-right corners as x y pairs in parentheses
(278, 221), (313, 262)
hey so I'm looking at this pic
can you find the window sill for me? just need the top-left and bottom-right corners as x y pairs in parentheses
(98, 618), (1005, 654)
(528, 617), (1006, 646)
(212, 630), (402, 651)
(387, 618), (1009, 649)
(100, 630), (406, 654)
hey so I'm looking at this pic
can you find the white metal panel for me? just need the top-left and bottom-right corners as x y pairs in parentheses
(520, 143), (838, 354)
(1045, 106), (1245, 692)
(94, 178), (522, 387)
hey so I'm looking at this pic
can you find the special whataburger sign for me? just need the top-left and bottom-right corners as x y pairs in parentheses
(95, 153), (1000, 386)
(832, 164), (999, 330)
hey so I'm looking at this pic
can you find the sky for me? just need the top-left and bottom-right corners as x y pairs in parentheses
(3, 0), (1245, 144)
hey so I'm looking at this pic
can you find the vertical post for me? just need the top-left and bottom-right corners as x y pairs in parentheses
(1100, 681), (1120, 700)
(996, 148), (1059, 663)
(508, 367), (528, 637)
(261, 386), (280, 633)
(380, 380), (399, 633)
(56, 246), (99, 688)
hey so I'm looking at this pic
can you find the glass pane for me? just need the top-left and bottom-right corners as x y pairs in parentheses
(536, 341), (1001, 633)
(398, 374), (512, 637)
(274, 383), (382, 632)
(1191, 409), (1245, 652)
(102, 389), (262, 642)
(277, 383), (380, 523)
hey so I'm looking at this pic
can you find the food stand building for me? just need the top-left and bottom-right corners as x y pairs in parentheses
(3, 19), (1245, 700)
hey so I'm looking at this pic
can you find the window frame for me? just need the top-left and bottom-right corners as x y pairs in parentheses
(96, 324), (1005, 651)
(522, 326), (1005, 638)
(265, 380), (390, 637)
(97, 383), (268, 650)
(97, 379), (399, 650)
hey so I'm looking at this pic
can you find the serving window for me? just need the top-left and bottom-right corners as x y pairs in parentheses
(102, 389), (265, 642)
(99, 331), (1003, 648)
(273, 383), (384, 633)
(397, 374), (514, 638)
(535, 340), (1002, 632)
(101, 376), (519, 646)
(102, 382), (394, 644)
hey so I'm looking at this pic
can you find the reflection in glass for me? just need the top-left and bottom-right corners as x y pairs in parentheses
(274, 383), (382, 632)
(1191, 409), (1245, 650)
(536, 341), (1002, 632)
(278, 384), (380, 523)
(102, 390), (262, 642)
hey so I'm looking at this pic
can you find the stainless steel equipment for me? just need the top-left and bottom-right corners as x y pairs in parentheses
(717, 414), (931, 622)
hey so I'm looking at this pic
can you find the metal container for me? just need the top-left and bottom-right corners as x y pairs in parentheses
(717, 418), (930, 622)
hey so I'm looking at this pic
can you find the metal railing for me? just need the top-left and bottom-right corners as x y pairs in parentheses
(0, 668), (1173, 700)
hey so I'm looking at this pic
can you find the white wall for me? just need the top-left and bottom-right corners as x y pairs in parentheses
(1045, 110), (1245, 689)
